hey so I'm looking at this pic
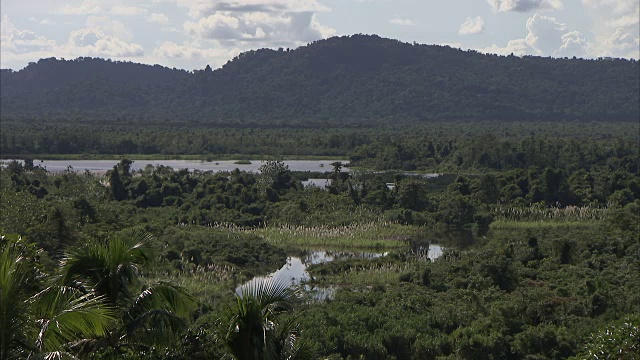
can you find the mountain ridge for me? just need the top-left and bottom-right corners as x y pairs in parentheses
(2, 34), (639, 126)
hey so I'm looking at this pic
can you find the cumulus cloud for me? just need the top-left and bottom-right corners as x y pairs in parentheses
(64, 28), (144, 57)
(151, 41), (244, 69)
(86, 16), (132, 41)
(153, 41), (240, 59)
(479, 12), (638, 59)
(458, 16), (484, 35)
(487, 0), (562, 12)
(177, 0), (335, 49)
(480, 14), (574, 56)
(57, 0), (103, 15)
(184, 11), (334, 43)
(110, 5), (148, 16)
(174, 0), (330, 19)
(582, 0), (639, 33)
(0, 14), (146, 69)
(555, 31), (590, 57)
(390, 18), (415, 26)
(1, 15), (56, 55)
(600, 28), (640, 58)
(147, 13), (170, 24)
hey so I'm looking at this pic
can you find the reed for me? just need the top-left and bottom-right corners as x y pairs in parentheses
(492, 204), (606, 222)
(198, 221), (417, 249)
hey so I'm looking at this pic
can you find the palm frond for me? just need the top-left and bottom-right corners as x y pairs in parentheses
(30, 286), (115, 353)
(61, 231), (153, 305)
(129, 282), (196, 318)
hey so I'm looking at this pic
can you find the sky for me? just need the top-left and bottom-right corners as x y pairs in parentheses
(1, 0), (639, 71)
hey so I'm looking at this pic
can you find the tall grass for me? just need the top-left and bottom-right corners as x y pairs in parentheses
(199, 221), (418, 249)
(493, 204), (606, 222)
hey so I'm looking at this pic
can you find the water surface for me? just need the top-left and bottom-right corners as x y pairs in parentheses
(3, 159), (347, 174)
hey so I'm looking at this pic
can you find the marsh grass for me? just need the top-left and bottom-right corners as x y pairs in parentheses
(143, 262), (241, 301)
(490, 219), (601, 229)
(493, 204), (606, 222)
(255, 222), (416, 249)
(322, 263), (410, 285)
(200, 221), (417, 249)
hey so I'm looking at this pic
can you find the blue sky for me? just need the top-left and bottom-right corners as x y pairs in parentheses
(1, 0), (638, 70)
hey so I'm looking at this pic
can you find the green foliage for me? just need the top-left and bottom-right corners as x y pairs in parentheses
(573, 316), (640, 360)
(225, 277), (303, 360)
(0, 234), (115, 359)
(2, 35), (639, 124)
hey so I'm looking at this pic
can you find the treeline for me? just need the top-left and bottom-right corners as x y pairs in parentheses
(2, 34), (639, 125)
(2, 122), (638, 163)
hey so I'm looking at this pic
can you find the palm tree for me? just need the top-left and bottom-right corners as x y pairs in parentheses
(225, 276), (306, 360)
(0, 234), (114, 359)
(61, 231), (195, 352)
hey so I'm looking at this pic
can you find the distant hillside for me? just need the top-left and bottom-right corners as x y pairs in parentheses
(2, 34), (639, 126)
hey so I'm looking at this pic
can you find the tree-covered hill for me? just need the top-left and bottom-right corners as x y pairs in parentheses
(1, 34), (638, 126)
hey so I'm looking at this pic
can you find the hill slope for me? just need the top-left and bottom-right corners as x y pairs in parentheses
(1, 34), (639, 126)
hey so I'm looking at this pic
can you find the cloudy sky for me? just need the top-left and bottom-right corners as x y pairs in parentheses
(1, 0), (638, 70)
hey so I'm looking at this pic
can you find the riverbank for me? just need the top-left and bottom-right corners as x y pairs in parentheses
(0, 154), (349, 161)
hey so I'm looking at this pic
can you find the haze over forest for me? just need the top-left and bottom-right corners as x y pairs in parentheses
(2, 35), (639, 126)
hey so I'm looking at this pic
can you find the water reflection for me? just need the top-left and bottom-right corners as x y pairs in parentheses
(235, 247), (444, 301)
(3, 159), (348, 174)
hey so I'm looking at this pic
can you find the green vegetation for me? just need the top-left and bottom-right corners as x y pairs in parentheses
(2, 35), (638, 124)
(1, 121), (637, 358)
(1, 37), (638, 358)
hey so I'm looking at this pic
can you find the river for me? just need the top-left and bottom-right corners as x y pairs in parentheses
(1, 159), (348, 174)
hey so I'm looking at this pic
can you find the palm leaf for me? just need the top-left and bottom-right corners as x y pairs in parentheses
(122, 282), (196, 346)
(61, 230), (152, 305)
(227, 276), (301, 360)
(31, 286), (115, 353)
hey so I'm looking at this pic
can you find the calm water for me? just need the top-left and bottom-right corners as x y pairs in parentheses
(236, 245), (444, 300)
(2, 159), (348, 173)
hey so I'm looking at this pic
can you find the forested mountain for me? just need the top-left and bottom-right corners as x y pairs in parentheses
(2, 34), (639, 126)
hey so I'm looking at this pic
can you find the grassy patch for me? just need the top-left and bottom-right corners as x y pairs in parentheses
(489, 219), (602, 229)
(249, 222), (420, 249)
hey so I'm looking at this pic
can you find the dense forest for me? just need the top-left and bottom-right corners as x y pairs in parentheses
(2, 34), (639, 125)
(2, 121), (639, 358)
(2, 34), (639, 359)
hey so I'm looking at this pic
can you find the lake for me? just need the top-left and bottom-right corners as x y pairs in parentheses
(2, 159), (348, 173)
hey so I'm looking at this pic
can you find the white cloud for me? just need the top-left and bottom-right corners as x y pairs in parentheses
(600, 28), (640, 58)
(153, 41), (239, 59)
(1, 15), (56, 55)
(171, 0), (330, 18)
(86, 16), (132, 41)
(390, 18), (414, 26)
(458, 16), (484, 35)
(480, 14), (569, 56)
(64, 28), (144, 57)
(582, 0), (639, 32)
(0, 14), (146, 69)
(57, 0), (103, 15)
(110, 5), (148, 16)
(555, 31), (590, 57)
(487, 0), (562, 12)
(479, 13), (638, 59)
(151, 41), (244, 69)
(184, 11), (334, 43)
(39, 19), (56, 25)
(147, 13), (170, 24)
